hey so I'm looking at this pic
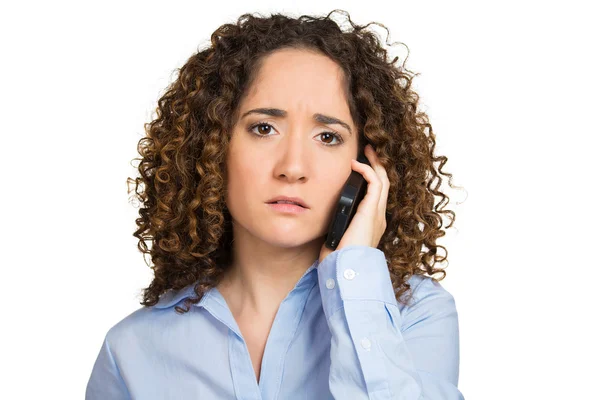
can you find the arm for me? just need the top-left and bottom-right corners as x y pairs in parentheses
(317, 245), (464, 400)
(85, 336), (131, 400)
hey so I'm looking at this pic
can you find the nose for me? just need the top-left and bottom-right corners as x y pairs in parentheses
(273, 133), (310, 182)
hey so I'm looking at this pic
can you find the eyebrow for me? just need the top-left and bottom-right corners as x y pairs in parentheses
(240, 108), (353, 136)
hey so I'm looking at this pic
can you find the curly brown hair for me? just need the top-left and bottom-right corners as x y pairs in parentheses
(127, 9), (463, 314)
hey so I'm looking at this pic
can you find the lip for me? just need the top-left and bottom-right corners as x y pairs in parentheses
(266, 203), (308, 214)
(265, 196), (309, 209)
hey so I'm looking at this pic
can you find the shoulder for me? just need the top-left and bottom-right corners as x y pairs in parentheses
(103, 306), (156, 351)
(397, 274), (459, 333)
(104, 298), (192, 352)
(104, 283), (207, 345)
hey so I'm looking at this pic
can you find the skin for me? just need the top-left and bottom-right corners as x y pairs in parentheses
(218, 48), (360, 319)
(216, 48), (390, 382)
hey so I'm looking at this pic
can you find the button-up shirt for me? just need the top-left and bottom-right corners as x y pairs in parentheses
(86, 245), (463, 399)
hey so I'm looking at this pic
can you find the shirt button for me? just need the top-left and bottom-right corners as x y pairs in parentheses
(325, 278), (335, 289)
(361, 337), (372, 350)
(343, 268), (356, 280)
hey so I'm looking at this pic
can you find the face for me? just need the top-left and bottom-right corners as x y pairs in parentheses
(225, 48), (360, 252)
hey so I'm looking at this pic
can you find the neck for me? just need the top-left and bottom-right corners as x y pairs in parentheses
(217, 234), (323, 319)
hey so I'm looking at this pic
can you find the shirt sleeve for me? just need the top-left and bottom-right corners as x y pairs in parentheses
(317, 245), (464, 400)
(85, 335), (131, 400)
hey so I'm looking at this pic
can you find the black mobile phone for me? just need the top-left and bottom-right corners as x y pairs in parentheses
(324, 150), (371, 250)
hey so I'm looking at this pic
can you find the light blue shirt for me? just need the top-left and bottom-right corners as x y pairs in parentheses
(86, 245), (463, 399)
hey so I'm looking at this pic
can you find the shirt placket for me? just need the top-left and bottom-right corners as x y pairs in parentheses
(202, 266), (318, 400)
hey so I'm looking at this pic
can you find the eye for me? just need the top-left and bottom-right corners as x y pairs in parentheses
(249, 122), (275, 137)
(318, 132), (342, 146)
(247, 121), (344, 147)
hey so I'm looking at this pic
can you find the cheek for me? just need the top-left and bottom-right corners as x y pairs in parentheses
(323, 164), (351, 191)
(228, 141), (264, 178)
(226, 158), (266, 208)
(319, 169), (351, 212)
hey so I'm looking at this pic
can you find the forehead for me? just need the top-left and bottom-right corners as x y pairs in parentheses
(241, 49), (349, 110)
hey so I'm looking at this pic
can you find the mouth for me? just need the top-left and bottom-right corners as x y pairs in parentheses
(265, 196), (310, 209)
(266, 202), (308, 213)
(267, 201), (306, 208)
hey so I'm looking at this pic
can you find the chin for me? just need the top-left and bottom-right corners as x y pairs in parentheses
(270, 241), (310, 249)
(260, 230), (325, 249)
(251, 223), (297, 239)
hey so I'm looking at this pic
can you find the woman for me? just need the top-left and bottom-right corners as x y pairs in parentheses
(86, 9), (463, 399)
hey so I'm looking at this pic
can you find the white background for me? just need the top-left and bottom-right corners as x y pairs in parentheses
(1, 0), (598, 398)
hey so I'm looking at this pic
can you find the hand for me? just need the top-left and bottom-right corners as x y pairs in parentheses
(318, 143), (390, 264)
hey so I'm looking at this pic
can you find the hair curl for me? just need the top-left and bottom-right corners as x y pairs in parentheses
(127, 9), (464, 314)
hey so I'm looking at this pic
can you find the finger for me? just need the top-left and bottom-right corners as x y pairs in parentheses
(364, 144), (391, 216)
(351, 158), (382, 215)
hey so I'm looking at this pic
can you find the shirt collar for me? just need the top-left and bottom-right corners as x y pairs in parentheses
(153, 258), (320, 309)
